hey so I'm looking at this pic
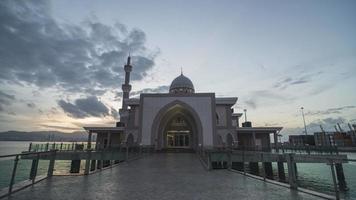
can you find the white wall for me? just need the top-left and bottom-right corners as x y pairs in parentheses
(140, 95), (214, 146)
(216, 106), (227, 127)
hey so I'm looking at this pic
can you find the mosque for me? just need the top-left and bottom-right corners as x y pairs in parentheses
(84, 56), (282, 151)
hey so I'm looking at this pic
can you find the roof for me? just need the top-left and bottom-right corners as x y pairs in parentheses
(169, 74), (195, 92)
(216, 97), (238, 105)
(83, 127), (124, 134)
(236, 127), (283, 133)
(232, 113), (243, 118)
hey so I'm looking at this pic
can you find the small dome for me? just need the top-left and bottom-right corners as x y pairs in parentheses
(169, 74), (195, 94)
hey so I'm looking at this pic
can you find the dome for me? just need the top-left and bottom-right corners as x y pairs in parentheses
(169, 74), (195, 94)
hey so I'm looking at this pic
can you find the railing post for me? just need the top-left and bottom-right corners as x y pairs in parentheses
(28, 142), (32, 152)
(207, 152), (212, 170)
(261, 153), (266, 181)
(227, 151), (232, 169)
(329, 162), (340, 200)
(29, 153), (40, 183)
(9, 155), (19, 194)
(126, 145), (129, 160)
(286, 153), (297, 189)
(84, 149), (92, 175)
(47, 150), (56, 177)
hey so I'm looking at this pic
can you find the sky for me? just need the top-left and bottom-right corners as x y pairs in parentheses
(0, 0), (355, 140)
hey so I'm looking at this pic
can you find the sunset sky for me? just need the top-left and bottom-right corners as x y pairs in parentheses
(0, 0), (355, 140)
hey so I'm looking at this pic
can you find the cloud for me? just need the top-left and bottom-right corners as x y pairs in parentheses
(0, 0), (157, 95)
(130, 85), (169, 97)
(0, 91), (15, 111)
(280, 117), (348, 141)
(26, 102), (36, 108)
(273, 71), (323, 90)
(58, 96), (115, 119)
(244, 99), (257, 109)
(243, 90), (294, 109)
(305, 106), (356, 116)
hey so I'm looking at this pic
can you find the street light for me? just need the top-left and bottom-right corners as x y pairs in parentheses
(301, 107), (308, 135)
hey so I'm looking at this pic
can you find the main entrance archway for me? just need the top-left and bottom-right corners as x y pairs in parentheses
(151, 101), (203, 150)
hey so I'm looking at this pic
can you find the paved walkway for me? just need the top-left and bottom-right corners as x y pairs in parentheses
(7, 153), (320, 200)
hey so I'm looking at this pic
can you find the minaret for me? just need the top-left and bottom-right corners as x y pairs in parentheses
(121, 55), (132, 110)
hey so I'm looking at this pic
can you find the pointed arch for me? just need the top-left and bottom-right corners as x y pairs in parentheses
(151, 100), (203, 150)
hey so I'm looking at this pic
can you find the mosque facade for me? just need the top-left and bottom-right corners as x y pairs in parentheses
(84, 57), (282, 151)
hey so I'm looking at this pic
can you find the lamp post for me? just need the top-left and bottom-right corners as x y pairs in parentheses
(301, 107), (308, 135)
(243, 109), (247, 122)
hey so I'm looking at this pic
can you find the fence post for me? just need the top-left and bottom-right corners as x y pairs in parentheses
(329, 162), (340, 200)
(29, 153), (40, 183)
(207, 152), (212, 170)
(126, 145), (129, 160)
(9, 155), (19, 194)
(84, 150), (92, 175)
(286, 153), (297, 189)
(47, 150), (56, 177)
(28, 142), (32, 152)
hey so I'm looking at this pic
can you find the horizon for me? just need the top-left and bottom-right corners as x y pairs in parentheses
(0, 0), (356, 141)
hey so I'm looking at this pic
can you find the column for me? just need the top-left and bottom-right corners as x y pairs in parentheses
(87, 131), (92, 149)
(274, 132), (279, 152)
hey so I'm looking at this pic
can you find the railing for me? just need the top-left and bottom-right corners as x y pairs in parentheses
(1, 145), (154, 198)
(275, 144), (339, 155)
(0, 150), (56, 198)
(28, 142), (96, 152)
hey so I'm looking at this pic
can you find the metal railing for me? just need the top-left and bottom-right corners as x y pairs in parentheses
(275, 144), (339, 155)
(0, 150), (56, 198)
(28, 142), (96, 152)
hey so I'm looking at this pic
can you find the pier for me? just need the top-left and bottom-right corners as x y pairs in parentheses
(1, 153), (325, 200)
(0, 142), (353, 200)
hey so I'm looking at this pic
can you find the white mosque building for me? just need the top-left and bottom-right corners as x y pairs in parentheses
(84, 56), (282, 151)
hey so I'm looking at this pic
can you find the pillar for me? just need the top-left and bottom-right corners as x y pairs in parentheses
(84, 150), (92, 175)
(252, 132), (256, 151)
(335, 163), (348, 191)
(264, 162), (273, 179)
(249, 162), (259, 175)
(232, 162), (244, 171)
(286, 153), (297, 189)
(274, 132), (279, 152)
(107, 132), (112, 149)
(87, 131), (92, 149)
(29, 158), (39, 180)
(70, 160), (81, 173)
(47, 150), (56, 177)
(277, 161), (286, 181)
(90, 160), (96, 171)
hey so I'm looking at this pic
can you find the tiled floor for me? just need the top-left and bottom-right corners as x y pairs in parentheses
(7, 153), (320, 200)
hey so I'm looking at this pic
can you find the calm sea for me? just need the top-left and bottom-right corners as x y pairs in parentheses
(0, 141), (355, 199)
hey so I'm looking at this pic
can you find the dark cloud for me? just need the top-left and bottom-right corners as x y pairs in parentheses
(39, 124), (82, 131)
(27, 102), (36, 108)
(58, 96), (116, 119)
(305, 106), (356, 116)
(0, 91), (15, 111)
(244, 100), (257, 109)
(130, 85), (169, 97)
(243, 90), (294, 109)
(0, 0), (157, 95)
(114, 85), (169, 100)
(274, 71), (323, 90)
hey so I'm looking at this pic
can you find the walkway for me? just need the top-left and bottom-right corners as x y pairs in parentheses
(7, 153), (320, 200)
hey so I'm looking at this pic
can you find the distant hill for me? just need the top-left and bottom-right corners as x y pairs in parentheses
(0, 131), (90, 142)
